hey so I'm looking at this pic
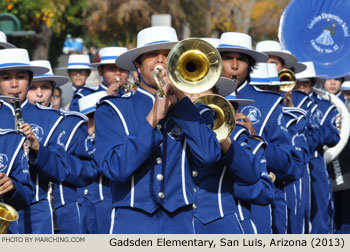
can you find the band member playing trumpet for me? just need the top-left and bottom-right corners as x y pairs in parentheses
(218, 32), (303, 234)
(89, 47), (130, 96)
(95, 26), (221, 234)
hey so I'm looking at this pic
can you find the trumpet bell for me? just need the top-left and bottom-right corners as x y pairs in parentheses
(0, 202), (19, 234)
(194, 94), (236, 142)
(278, 69), (296, 92)
(167, 38), (222, 94)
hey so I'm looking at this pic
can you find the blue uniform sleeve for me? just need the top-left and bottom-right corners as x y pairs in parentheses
(321, 108), (340, 148)
(5, 148), (34, 210)
(221, 124), (261, 185)
(233, 137), (274, 205)
(95, 103), (163, 183)
(264, 105), (304, 181)
(30, 124), (98, 187)
(168, 97), (221, 167)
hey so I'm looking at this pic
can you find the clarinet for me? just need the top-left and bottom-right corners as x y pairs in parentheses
(13, 96), (29, 161)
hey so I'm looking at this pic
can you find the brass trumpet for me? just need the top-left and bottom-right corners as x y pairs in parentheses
(152, 38), (222, 97)
(194, 94), (236, 142)
(278, 69), (296, 92)
(0, 202), (19, 234)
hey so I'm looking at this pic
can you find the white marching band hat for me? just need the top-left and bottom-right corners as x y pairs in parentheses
(90, 47), (128, 68)
(116, 26), (179, 71)
(341, 81), (350, 91)
(31, 60), (69, 87)
(201, 38), (220, 48)
(217, 32), (268, 63)
(296, 61), (327, 81)
(78, 91), (107, 115)
(57, 54), (93, 70)
(281, 50), (307, 73)
(0, 31), (16, 49)
(250, 62), (294, 86)
(0, 48), (49, 75)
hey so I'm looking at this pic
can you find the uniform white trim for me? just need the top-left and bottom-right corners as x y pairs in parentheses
(103, 100), (130, 135)
(137, 88), (155, 104)
(35, 174), (40, 202)
(6, 136), (25, 176)
(217, 165), (227, 218)
(1, 100), (15, 114)
(130, 175), (135, 207)
(109, 208), (115, 234)
(253, 141), (265, 155)
(43, 116), (64, 147)
(233, 128), (246, 141)
(297, 95), (309, 108)
(47, 198), (54, 234)
(99, 175), (104, 201)
(237, 200), (244, 221)
(181, 138), (189, 205)
(199, 108), (211, 115)
(259, 97), (283, 136)
(320, 105), (336, 126)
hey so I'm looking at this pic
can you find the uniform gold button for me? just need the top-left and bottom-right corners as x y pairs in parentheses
(192, 171), (198, 177)
(157, 174), (164, 181)
(84, 189), (88, 195)
(157, 124), (162, 130)
(192, 203), (197, 209)
(193, 187), (197, 192)
(158, 192), (165, 199)
(156, 157), (162, 164)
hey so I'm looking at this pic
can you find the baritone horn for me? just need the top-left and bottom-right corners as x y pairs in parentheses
(278, 69), (296, 92)
(194, 94), (236, 142)
(152, 38), (222, 97)
(0, 202), (19, 234)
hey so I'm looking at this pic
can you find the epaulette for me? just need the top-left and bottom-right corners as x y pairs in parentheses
(35, 102), (64, 114)
(283, 107), (307, 117)
(59, 109), (88, 122)
(79, 86), (100, 92)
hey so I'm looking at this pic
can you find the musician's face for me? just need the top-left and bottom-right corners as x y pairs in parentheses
(68, 69), (90, 88)
(135, 49), (169, 88)
(0, 70), (30, 102)
(27, 81), (53, 107)
(267, 56), (285, 72)
(98, 64), (129, 88)
(221, 52), (249, 85)
(324, 78), (342, 94)
(295, 81), (312, 94)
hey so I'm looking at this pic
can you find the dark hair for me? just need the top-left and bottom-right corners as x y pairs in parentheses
(54, 86), (62, 96)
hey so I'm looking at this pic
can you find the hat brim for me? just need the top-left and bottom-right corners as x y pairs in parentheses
(115, 42), (178, 71)
(0, 41), (16, 49)
(32, 76), (69, 87)
(56, 65), (93, 71)
(215, 77), (237, 97)
(296, 74), (328, 81)
(262, 51), (297, 69)
(228, 98), (255, 106)
(0, 65), (49, 75)
(217, 47), (268, 63)
(293, 62), (307, 74)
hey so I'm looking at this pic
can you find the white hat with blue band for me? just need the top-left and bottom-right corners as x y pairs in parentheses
(90, 47), (128, 68)
(31, 60), (69, 87)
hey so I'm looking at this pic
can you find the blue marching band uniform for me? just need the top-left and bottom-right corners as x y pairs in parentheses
(0, 25), (345, 234)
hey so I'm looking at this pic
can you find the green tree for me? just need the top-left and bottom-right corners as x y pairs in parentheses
(1, 0), (87, 66)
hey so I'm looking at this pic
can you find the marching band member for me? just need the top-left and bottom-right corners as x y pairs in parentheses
(58, 54), (93, 112)
(51, 87), (62, 110)
(77, 91), (112, 234)
(294, 61), (340, 234)
(95, 26), (221, 234)
(0, 128), (34, 234)
(324, 77), (346, 104)
(27, 60), (99, 234)
(0, 48), (66, 234)
(217, 32), (303, 233)
(185, 77), (265, 234)
(89, 47), (130, 96)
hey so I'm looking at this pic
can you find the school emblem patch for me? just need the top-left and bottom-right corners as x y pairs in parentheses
(0, 153), (9, 172)
(30, 124), (44, 142)
(241, 106), (262, 125)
